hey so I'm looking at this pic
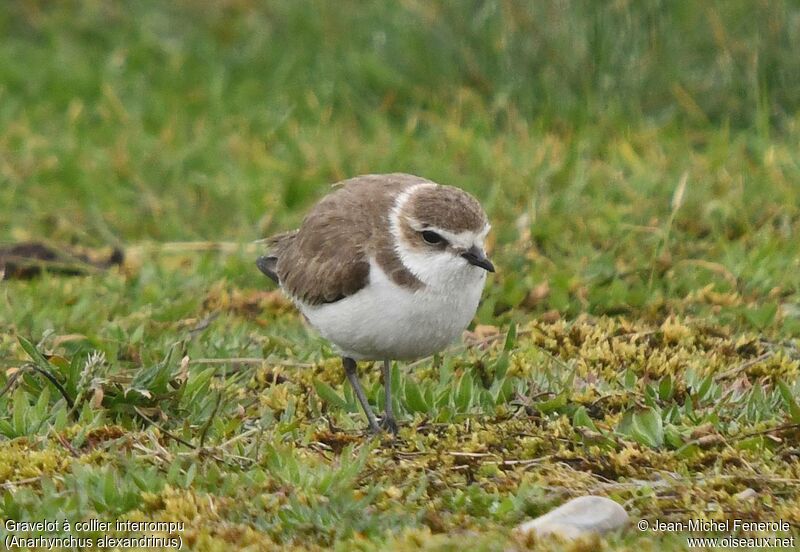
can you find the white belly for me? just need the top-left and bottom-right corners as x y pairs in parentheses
(297, 260), (486, 361)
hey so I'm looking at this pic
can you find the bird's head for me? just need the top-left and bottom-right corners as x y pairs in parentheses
(390, 183), (493, 289)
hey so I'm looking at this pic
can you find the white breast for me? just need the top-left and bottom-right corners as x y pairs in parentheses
(297, 259), (487, 361)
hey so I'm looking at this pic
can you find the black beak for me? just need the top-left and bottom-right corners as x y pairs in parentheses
(462, 246), (495, 272)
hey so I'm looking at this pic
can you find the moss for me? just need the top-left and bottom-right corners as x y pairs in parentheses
(2, 316), (798, 549)
(0, 440), (68, 481)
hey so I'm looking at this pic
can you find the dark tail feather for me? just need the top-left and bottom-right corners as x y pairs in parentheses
(257, 230), (297, 285)
(256, 255), (280, 284)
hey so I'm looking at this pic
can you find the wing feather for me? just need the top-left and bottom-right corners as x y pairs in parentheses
(260, 174), (426, 305)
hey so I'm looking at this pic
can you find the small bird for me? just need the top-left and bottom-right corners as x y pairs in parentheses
(257, 173), (494, 434)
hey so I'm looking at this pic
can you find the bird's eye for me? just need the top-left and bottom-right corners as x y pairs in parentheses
(421, 230), (445, 245)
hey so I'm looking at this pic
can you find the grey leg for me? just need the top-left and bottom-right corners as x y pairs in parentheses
(380, 359), (398, 434)
(343, 357), (380, 434)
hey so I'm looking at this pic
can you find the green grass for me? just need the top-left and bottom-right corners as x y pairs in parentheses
(1, 1), (799, 550)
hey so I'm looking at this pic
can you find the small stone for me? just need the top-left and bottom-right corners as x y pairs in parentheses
(515, 495), (629, 540)
(734, 488), (757, 501)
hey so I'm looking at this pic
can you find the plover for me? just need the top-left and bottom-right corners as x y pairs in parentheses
(257, 173), (494, 434)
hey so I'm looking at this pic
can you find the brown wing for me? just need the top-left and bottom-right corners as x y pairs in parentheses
(270, 174), (424, 305)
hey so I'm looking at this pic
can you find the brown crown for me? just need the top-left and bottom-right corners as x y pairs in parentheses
(403, 184), (488, 233)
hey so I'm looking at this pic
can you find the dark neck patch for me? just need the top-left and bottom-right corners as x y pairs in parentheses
(375, 244), (425, 291)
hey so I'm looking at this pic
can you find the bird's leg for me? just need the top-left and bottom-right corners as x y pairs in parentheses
(380, 359), (399, 434)
(343, 357), (380, 434)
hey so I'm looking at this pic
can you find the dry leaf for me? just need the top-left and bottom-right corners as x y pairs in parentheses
(540, 310), (561, 323)
(523, 281), (551, 308)
(91, 387), (105, 408)
(463, 324), (501, 346)
(177, 355), (190, 384)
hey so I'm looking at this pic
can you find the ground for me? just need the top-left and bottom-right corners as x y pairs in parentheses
(1, 1), (799, 550)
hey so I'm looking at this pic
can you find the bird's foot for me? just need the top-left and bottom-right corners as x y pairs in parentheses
(366, 419), (382, 435)
(379, 415), (399, 435)
(365, 417), (399, 436)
